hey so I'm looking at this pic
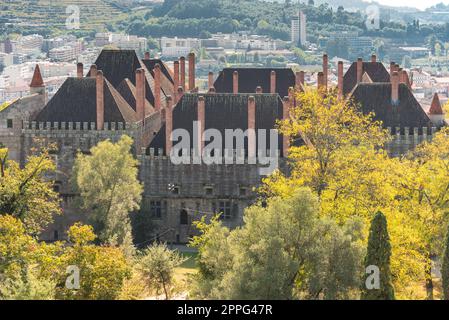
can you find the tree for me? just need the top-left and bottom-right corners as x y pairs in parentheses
(137, 243), (186, 300)
(190, 188), (364, 300)
(72, 135), (143, 253)
(361, 212), (395, 300)
(0, 144), (61, 235)
(57, 223), (131, 300)
(442, 224), (449, 300)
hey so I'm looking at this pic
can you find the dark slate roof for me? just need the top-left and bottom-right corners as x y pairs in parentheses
(116, 78), (154, 115)
(141, 59), (174, 84)
(35, 77), (137, 123)
(351, 83), (432, 128)
(149, 93), (285, 155)
(343, 62), (390, 96)
(87, 49), (158, 106)
(213, 68), (295, 98)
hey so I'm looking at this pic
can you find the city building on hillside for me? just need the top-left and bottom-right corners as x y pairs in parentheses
(291, 11), (307, 46)
(49, 41), (84, 62)
(17, 34), (44, 54)
(160, 37), (200, 57)
(95, 33), (147, 52)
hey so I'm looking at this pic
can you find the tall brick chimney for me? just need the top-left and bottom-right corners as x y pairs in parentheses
(391, 71), (399, 105)
(338, 61), (344, 99)
(317, 72), (324, 90)
(165, 96), (173, 156)
(297, 71), (305, 92)
(322, 54), (328, 90)
(180, 56), (186, 91)
(197, 96), (205, 155)
(154, 63), (161, 111)
(270, 70), (276, 94)
(96, 70), (104, 130)
(356, 58), (363, 84)
(188, 52), (195, 91)
(173, 61), (179, 103)
(208, 72), (214, 90)
(89, 64), (97, 78)
(371, 54), (377, 63)
(77, 62), (83, 78)
(282, 96), (290, 157)
(233, 71), (239, 94)
(248, 96), (256, 159)
(136, 68), (146, 123)
(144, 51), (150, 60)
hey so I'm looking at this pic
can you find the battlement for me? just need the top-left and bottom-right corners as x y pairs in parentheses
(22, 121), (140, 132)
(386, 126), (438, 136)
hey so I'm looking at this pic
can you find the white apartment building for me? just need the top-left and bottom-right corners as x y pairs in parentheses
(291, 11), (307, 46)
(49, 41), (83, 62)
(17, 34), (44, 54)
(0, 53), (14, 67)
(160, 37), (200, 57)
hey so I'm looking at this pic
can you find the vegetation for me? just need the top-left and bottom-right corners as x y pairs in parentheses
(361, 212), (395, 300)
(72, 135), (142, 254)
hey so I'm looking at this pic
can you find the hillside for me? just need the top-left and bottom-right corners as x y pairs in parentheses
(0, 0), (133, 35)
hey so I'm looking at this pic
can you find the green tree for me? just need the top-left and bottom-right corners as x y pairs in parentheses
(361, 212), (395, 300)
(72, 135), (143, 253)
(137, 243), (186, 300)
(442, 224), (449, 300)
(190, 188), (363, 299)
(0, 144), (60, 235)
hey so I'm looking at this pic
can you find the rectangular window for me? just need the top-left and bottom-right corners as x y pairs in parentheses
(219, 201), (232, 220)
(205, 186), (213, 196)
(150, 201), (162, 219)
(6, 119), (13, 128)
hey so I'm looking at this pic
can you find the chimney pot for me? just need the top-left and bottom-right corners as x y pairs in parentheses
(136, 68), (146, 123)
(371, 54), (377, 63)
(90, 64), (97, 78)
(233, 71), (239, 94)
(338, 61), (344, 99)
(256, 86), (263, 94)
(357, 58), (363, 84)
(188, 53), (196, 91)
(323, 54), (328, 90)
(208, 71), (214, 90)
(317, 72), (324, 90)
(77, 63), (83, 78)
(270, 70), (276, 94)
(154, 64), (161, 111)
(391, 71), (399, 105)
(144, 52), (150, 60)
(180, 56), (186, 91)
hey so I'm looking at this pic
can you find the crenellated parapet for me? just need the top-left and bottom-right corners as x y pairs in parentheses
(386, 126), (438, 157)
(22, 121), (140, 132)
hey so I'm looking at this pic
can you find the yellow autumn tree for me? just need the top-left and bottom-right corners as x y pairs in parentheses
(262, 87), (427, 298)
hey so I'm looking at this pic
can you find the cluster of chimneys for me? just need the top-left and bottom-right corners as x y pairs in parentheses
(75, 51), (199, 130)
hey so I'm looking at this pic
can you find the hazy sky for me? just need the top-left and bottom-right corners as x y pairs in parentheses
(367, 0), (449, 10)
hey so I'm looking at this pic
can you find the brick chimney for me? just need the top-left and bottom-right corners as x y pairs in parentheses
(165, 96), (173, 156)
(173, 61), (179, 103)
(77, 62), (83, 78)
(297, 71), (305, 92)
(89, 64), (97, 78)
(188, 52), (196, 91)
(232, 71), (238, 94)
(180, 56), (186, 91)
(317, 72), (324, 90)
(282, 96), (290, 157)
(270, 70), (276, 94)
(390, 62), (395, 79)
(154, 63), (161, 111)
(208, 71), (214, 90)
(322, 54), (328, 90)
(248, 96), (256, 159)
(338, 61), (344, 99)
(356, 58), (363, 84)
(197, 96), (205, 155)
(428, 93), (445, 126)
(371, 54), (377, 63)
(144, 51), (150, 60)
(96, 70), (104, 130)
(136, 68), (146, 123)
(256, 86), (263, 94)
(391, 71), (399, 105)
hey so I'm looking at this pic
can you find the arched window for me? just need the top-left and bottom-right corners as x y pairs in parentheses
(180, 210), (188, 225)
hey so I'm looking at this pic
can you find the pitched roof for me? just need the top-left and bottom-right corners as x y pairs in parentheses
(87, 49), (159, 106)
(429, 93), (443, 115)
(35, 77), (137, 123)
(30, 64), (44, 87)
(213, 68), (296, 98)
(141, 59), (175, 100)
(149, 93), (284, 155)
(116, 78), (154, 116)
(343, 62), (390, 95)
(351, 83), (432, 128)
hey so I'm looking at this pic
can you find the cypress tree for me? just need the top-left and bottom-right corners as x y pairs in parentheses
(442, 225), (449, 300)
(361, 211), (395, 300)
